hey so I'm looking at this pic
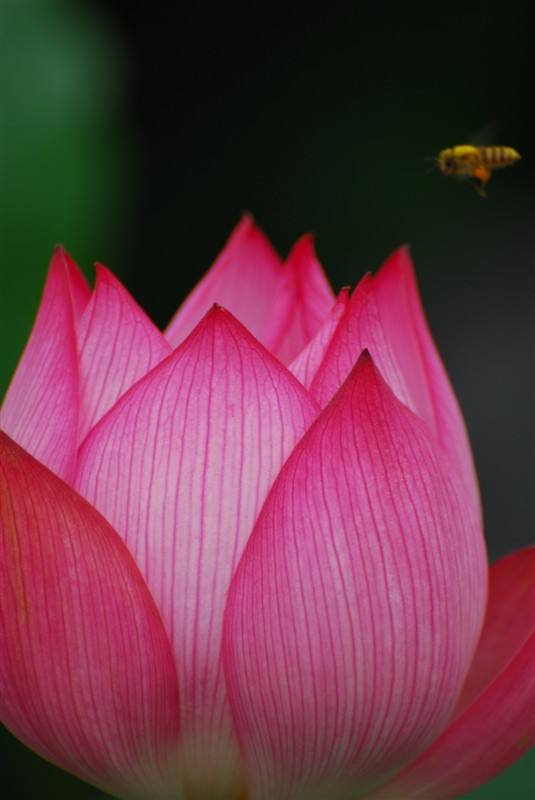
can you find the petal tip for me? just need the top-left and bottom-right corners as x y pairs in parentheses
(376, 244), (415, 282)
(287, 232), (317, 263)
(51, 243), (82, 274)
(238, 209), (255, 225)
(232, 212), (269, 244)
(92, 262), (116, 285)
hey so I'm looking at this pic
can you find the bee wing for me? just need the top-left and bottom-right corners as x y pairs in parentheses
(467, 120), (502, 146)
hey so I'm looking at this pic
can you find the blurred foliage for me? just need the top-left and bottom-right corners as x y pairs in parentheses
(458, 750), (534, 799)
(1, 1), (533, 798)
(0, 0), (133, 395)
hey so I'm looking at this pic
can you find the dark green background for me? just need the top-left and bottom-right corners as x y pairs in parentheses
(1, 2), (533, 798)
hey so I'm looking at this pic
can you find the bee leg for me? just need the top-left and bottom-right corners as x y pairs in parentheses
(473, 166), (491, 197)
(474, 179), (487, 197)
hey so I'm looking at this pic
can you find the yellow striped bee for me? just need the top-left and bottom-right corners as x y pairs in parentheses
(437, 144), (521, 196)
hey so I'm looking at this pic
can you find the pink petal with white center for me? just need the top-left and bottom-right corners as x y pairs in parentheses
(75, 307), (320, 799)
(164, 215), (282, 348)
(365, 547), (535, 800)
(261, 235), (336, 365)
(289, 287), (349, 388)
(0, 432), (181, 800)
(0, 247), (80, 483)
(223, 351), (488, 800)
(77, 264), (172, 442)
(310, 248), (480, 522)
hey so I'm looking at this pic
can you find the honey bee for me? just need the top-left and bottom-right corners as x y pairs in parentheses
(437, 145), (521, 196)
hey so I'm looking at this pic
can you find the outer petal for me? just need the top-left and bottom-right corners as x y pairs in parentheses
(223, 352), (488, 800)
(0, 247), (80, 482)
(310, 249), (480, 522)
(0, 432), (181, 800)
(164, 215), (282, 348)
(289, 287), (349, 388)
(77, 264), (172, 442)
(58, 245), (92, 322)
(75, 308), (320, 799)
(261, 235), (336, 365)
(372, 248), (480, 521)
(364, 547), (535, 800)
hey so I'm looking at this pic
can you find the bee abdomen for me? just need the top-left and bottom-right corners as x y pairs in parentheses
(480, 146), (521, 168)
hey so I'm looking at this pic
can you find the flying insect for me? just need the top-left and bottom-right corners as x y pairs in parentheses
(437, 144), (521, 196)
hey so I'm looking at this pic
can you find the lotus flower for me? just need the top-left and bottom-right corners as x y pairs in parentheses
(1, 216), (533, 800)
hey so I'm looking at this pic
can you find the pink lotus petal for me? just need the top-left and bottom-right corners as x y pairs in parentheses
(77, 264), (172, 442)
(56, 245), (91, 322)
(0, 247), (80, 482)
(365, 547), (535, 800)
(310, 248), (480, 522)
(289, 287), (350, 388)
(164, 215), (282, 348)
(223, 351), (488, 800)
(261, 235), (336, 365)
(309, 271), (410, 408)
(0, 432), (181, 800)
(454, 547), (535, 714)
(75, 307), (320, 798)
(372, 248), (480, 522)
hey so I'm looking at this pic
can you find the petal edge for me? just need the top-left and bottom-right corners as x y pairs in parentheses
(0, 432), (181, 799)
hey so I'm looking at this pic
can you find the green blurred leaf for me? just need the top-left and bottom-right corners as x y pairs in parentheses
(1, 0), (134, 396)
(458, 749), (534, 799)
